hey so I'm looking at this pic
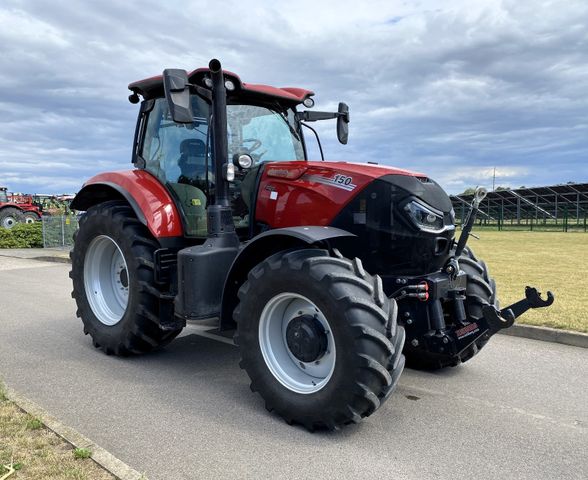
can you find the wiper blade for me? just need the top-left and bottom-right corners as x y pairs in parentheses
(271, 107), (300, 141)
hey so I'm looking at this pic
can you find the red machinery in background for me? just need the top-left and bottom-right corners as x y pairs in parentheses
(0, 186), (43, 228)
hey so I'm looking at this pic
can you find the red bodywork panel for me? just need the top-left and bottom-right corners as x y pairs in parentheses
(0, 203), (41, 216)
(83, 171), (183, 238)
(128, 68), (314, 105)
(83, 163), (421, 239)
(0, 193), (42, 217)
(256, 161), (423, 228)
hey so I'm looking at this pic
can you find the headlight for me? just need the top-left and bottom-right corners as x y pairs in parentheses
(237, 154), (253, 169)
(404, 200), (447, 233)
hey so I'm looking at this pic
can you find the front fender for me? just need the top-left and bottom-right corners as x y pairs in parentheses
(71, 170), (183, 238)
(219, 226), (354, 330)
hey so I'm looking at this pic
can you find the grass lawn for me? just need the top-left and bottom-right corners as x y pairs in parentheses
(0, 384), (114, 480)
(469, 231), (587, 333)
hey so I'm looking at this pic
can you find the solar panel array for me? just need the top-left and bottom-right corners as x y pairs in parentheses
(450, 183), (588, 229)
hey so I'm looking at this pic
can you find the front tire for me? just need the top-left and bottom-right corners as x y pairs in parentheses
(234, 249), (405, 431)
(70, 201), (182, 355)
(0, 207), (24, 229)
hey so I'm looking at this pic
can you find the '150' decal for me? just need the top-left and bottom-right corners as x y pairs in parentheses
(303, 173), (357, 192)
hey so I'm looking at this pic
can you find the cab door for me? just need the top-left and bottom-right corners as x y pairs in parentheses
(140, 97), (211, 238)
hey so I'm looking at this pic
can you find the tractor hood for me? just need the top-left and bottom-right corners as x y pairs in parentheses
(254, 160), (455, 276)
(299, 161), (427, 190)
(314, 161), (453, 214)
(304, 161), (424, 179)
(255, 160), (452, 227)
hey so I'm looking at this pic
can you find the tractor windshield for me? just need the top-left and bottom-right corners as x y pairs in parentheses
(227, 105), (305, 163)
(140, 97), (304, 238)
(0, 189), (7, 203)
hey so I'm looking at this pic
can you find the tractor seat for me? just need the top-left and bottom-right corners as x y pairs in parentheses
(168, 182), (208, 237)
(171, 139), (210, 236)
(179, 138), (206, 174)
(180, 138), (206, 158)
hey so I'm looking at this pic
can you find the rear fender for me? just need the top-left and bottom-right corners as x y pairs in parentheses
(71, 171), (183, 239)
(219, 226), (355, 330)
(0, 204), (24, 211)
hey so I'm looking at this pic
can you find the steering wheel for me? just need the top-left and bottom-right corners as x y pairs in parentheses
(242, 138), (263, 155)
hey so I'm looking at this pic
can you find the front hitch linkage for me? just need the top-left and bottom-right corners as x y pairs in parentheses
(483, 286), (555, 332)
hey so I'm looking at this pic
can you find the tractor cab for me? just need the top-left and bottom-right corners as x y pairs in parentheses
(135, 95), (305, 238)
(127, 67), (348, 240)
(0, 187), (8, 203)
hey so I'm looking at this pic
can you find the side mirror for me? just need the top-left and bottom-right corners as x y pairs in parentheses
(337, 102), (350, 145)
(163, 69), (193, 123)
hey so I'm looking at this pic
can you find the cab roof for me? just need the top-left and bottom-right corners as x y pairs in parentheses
(128, 67), (314, 105)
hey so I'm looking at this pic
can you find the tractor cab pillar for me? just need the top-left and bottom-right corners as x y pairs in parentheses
(162, 60), (241, 321)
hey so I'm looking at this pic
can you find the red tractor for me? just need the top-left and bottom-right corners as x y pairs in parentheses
(70, 59), (553, 430)
(0, 187), (43, 228)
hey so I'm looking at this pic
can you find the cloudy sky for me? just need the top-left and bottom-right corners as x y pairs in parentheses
(1, 0), (587, 194)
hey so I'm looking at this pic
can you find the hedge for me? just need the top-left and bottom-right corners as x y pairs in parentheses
(0, 223), (43, 248)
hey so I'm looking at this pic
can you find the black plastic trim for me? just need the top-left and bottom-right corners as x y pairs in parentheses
(219, 227), (355, 330)
(71, 182), (146, 225)
(247, 162), (266, 239)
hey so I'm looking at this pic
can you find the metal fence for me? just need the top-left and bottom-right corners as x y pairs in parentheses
(41, 215), (79, 248)
(453, 207), (588, 232)
(451, 182), (588, 232)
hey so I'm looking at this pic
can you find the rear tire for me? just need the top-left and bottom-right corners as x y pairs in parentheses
(234, 249), (405, 431)
(0, 207), (24, 229)
(70, 201), (182, 355)
(405, 247), (498, 370)
(23, 211), (40, 223)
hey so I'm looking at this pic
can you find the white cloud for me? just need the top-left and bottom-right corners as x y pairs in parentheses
(0, 8), (69, 47)
(0, 0), (587, 194)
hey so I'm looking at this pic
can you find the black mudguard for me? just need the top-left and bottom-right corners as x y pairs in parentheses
(219, 226), (354, 330)
(71, 183), (147, 225)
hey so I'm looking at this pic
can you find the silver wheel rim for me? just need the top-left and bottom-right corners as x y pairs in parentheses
(2, 216), (17, 228)
(259, 293), (336, 394)
(84, 235), (129, 326)
(24, 216), (36, 224)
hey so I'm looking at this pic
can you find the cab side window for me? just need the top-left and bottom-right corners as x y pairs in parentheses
(141, 97), (211, 237)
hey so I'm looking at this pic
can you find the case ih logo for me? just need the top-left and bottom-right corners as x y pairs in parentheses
(455, 322), (480, 339)
(304, 174), (357, 192)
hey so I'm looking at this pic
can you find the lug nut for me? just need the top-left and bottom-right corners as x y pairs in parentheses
(406, 319), (413, 325)
(411, 339), (419, 347)
(442, 337), (449, 344)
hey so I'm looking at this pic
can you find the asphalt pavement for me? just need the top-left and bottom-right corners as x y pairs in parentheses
(0, 257), (586, 479)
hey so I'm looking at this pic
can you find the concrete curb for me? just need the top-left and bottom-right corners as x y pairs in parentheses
(31, 255), (71, 264)
(5, 386), (146, 480)
(498, 324), (588, 349)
